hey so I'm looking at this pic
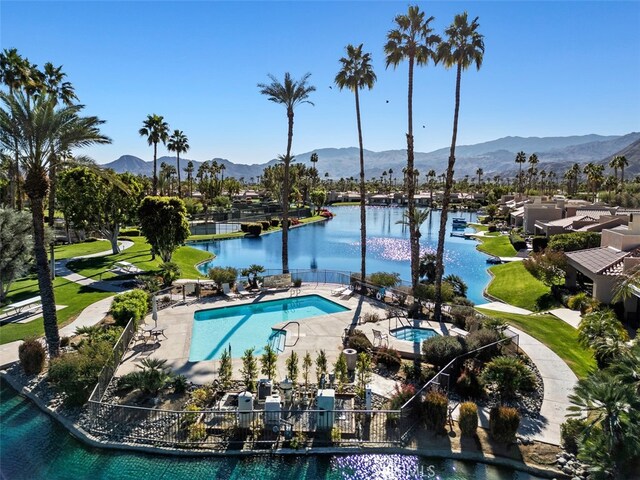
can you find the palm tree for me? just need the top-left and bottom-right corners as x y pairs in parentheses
(258, 73), (315, 274)
(527, 153), (539, 191)
(139, 114), (169, 195)
(0, 91), (110, 356)
(433, 11), (484, 321)
(184, 160), (194, 197)
(385, 5), (440, 291)
(612, 155), (629, 186)
(514, 151), (526, 195)
(583, 162), (604, 202)
(167, 130), (189, 198)
(397, 207), (432, 275)
(476, 167), (483, 186)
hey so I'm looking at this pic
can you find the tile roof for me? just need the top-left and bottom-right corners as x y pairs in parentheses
(566, 247), (630, 275)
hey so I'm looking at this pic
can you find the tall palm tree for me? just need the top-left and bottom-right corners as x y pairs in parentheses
(433, 11), (484, 320)
(614, 155), (629, 186)
(184, 160), (194, 197)
(385, 5), (440, 290)
(167, 130), (189, 198)
(258, 73), (315, 274)
(476, 167), (483, 186)
(527, 153), (539, 191)
(514, 151), (526, 195)
(584, 162), (604, 202)
(0, 91), (110, 356)
(335, 44), (376, 288)
(310, 152), (319, 188)
(139, 114), (169, 195)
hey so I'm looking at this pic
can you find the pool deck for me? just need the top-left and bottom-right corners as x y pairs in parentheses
(115, 284), (421, 393)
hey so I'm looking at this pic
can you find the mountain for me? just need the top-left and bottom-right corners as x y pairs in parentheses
(102, 132), (640, 180)
(601, 138), (640, 177)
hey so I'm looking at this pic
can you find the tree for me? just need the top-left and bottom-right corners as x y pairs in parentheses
(0, 91), (110, 356)
(355, 352), (373, 397)
(527, 153), (539, 190)
(184, 160), (194, 197)
(433, 12), (484, 321)
(577, 309), (629, 369)
(419, 251), (437, 283)
(385, 5), (441, 290)
(138, 196), (190, 262)
(240, 347), (258, 392)
(480, 356), (535, 402)
(58, 168), (143, 254)
(258, 73), (315, 273)
(476, 167), (483, 186)
(610, 155), (629, 187)
(218, 348), (233, 390)
(260, 344), (278, 380)
(315, 349), (328, 383)
(333, 352), (349, 392)
(335, 43), (376, 289)
(396, 208), (432, 287)
(167, 130), (189, 197)
(302, 351), (312, 388)
(0, 208), (32, 303)
(514, 151), (526, 194)
(285, 350), (299, 385)
(522, 249), (567, 287)
(139, 114), (169, 195)
(583, 162), (604, 202)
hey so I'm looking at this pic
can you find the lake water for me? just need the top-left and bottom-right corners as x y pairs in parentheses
(0, 380), (541, 480)
(192, 207), (490, 304)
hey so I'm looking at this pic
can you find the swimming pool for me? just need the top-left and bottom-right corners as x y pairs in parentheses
(189, 295), (349, 361)
(391, 326), (439, 343)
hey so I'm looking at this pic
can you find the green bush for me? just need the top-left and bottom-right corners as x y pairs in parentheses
(158, 262), (181, 287)
(187, 423), (207, 442)
(532, 236), (548, 252)
(172, 375), (188, 394)
(191, 387), (215, 407)
(458, 401), (479, 437)
(207, 266), (238, 289)
(487, 224), (497, 233)
(183, 404), (201, 426)
(456, 368), (483, 399)
(109, 289), (149, 326)
(402, 363), (436, 384)
(481, 356), (535, 400)
(509, 234), (526, 251)
(117, 358), (173, 395)
(561, 418), (587, 455)
(292, 277), (302, 288)
(548, 232), (601, 252)
(368, 272), (401, 288)
(465, 329), (501, 361)
(119, 228), (140, 237)
(389, 383), (416, 410)
(489, 406), (520, 443)
(423, 390), (448, 433)
(422, 336), (465, 370)
(375, 346), (401, 370)
(270, 218), (279, 228)
(18, 337), (46, 375)
(240, 223), (249, 233)
(567, 292), (599, 314)
(246, 223), (262, 236)
(347, 330), (372, 352)
(260, 221), (270, 230)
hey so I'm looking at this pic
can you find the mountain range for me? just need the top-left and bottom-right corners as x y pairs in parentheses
(102, 132), (640, 181)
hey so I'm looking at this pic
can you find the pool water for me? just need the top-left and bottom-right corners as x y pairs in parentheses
(189, 295), (349, 361)
(191, 207), (490, 304)
(0, 380), (543, 480)
(391, 326), (439, 343)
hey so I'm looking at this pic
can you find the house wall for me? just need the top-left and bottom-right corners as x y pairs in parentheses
(523, 204), (563, 234)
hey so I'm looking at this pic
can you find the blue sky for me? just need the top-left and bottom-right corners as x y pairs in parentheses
(2, 1), (639, 165)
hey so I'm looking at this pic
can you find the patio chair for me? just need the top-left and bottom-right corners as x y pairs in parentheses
(236, 283), (254, 298)
(340, 287), (354, 299)
(222, 283), (240, 299)
(331, 285), (348, 296)
(372, 329), (389, 347)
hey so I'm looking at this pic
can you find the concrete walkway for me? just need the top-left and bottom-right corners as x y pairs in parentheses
(475, 301), (532, 315)
(547, 308), (582, 329)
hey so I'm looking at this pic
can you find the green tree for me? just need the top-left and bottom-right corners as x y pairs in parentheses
(184, 160), (195, 198)
(514, 152), (526, 194)
(218, 348), (233, 389)
(335, 43), (376, 289)
(0, 91), (110, 356)
(138, 196), (190, 262)
(0, 207), (32, 303)
(167, 130), (189, 198)
(302, 351), (312, 388)
(258, 73), (315, 274)
(285, 350), (299, 385)
(481, 356), (535, 403)
(139, 114), (169, 196)
(396, 208), (432, 289)
(260, 344), (278, 380)
(240, 347), (258, 392)
(578, 309), (629, 368)
(419, 251), (437, 283)
(315, 349), (328, 383)
(385, 5), (440, 290)
(522, 249), (567, 287)
(333, 352), (349, 392)
(583, 162), (605, 202)
(355, 352), (373, 397)
(433, 12), (484, 321)
(207, 266), (238, 289)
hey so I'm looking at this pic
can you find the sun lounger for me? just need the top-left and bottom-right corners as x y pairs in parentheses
(236, 283), (255, 297)
(110, 261), (143, 275)
(222, 283), (240, 299)
(340, 287), (353, 299)
(331, 286), (348, 296)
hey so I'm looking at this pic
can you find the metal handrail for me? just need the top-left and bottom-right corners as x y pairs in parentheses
(271, 320), (300, 350)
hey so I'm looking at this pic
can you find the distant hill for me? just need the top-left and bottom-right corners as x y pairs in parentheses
(102, 132), (640, 180)
(600, 138), (640, 178)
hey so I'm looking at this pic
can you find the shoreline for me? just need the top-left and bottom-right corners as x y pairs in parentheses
(0, 371), (562, 479)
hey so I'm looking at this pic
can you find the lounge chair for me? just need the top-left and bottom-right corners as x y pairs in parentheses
(331, 285), (348, 296)
(222, 283), (240, 299)
(372, 329), (389, 347)
(340, 287), (354, 299)
(236, 283), (255, 297)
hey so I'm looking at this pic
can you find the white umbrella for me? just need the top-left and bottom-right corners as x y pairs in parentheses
(152, 295), (158, 326)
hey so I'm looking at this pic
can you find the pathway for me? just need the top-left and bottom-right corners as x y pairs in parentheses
(475, 301), (532, 315)
(547, 308), (581, 329)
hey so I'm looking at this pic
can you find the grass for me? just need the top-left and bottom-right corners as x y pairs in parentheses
(54, 239), (112, 260)
(330, 202), (360, 206)
(476, 234), (517, 257)
(67, 237), (213, 280)
(476, 309), (596, 379)
(470, 223), (488, 232)
(0, 276), (112, 345)
(486, 261), (558, 312)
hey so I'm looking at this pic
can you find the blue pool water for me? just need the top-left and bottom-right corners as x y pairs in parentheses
(191, 207), (490, 304)
(391, 326), (439, 343)
(189, 295), (349, 361)
(0, 380), (543, 480)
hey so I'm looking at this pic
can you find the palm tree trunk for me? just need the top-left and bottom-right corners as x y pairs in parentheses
(407, 57), (419, 290)
(354, 87), (366, 288)
(435, 62), (462, 321)
(152, 142), (158, 195)
(282, 108), (294, 274)
(48, 153), (57, 227)
(177, 153), (181, 198)
(25, 168), (60, 356)
(15, 143), (22, 210)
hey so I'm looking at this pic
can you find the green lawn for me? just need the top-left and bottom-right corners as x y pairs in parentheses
(476, 309), (596, 379)
(0, 276), (112, 345)
(54, 239), (112, 260)
(476, 234), (517, 257)
(67, 237), (213, 280)
(486, 261), (558, 312)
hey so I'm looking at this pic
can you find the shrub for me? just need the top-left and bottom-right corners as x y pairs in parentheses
(207, 266), (238, 289)
(158, 262), (181, 287)
(292, 277), (302, 288)
(458, 402), (478, 437)
(60, 336), (70, 348)
(389, 383), (416, 410)
(109, 289), (148, 326)
(183, 404), (201, 426)
(119, 228), (140, 237)
(532, 236), (548, 252)
(240, 223), (249, 233)
(456, 368), (483, 399)
(568, 292), (599, 314)
(191, 387), (214, 407)
(548, 232), (601, 252)
(172, 375), (188, 394)
(489, 406), (520, 443)
(423, 390), (448, 433)
(187, 423), (207, 442)
(360, 312), (380, 324)
(347, 330), (372, 353)
(368, 272), (401, 288)
(481, 356), (535, 400)
(270, 218), (279, 228)
(487, 223), (497, 233)
(422, 336), (465, 370)
(18, 337), (46, 375)
(561, 418), (587, 454)
(246, 223), (262, 236)
(509, 234), (526, 251)
(465, 329), (501, 361)
(260, 221), (270, 230)
(402, 363), (436, 384)
(121, 358), (173, 395)
(449, 306), (475, 329)
(375, 346), (401, 370)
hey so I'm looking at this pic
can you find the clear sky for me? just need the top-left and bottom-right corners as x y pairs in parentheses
(2, 1), (639, 165)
